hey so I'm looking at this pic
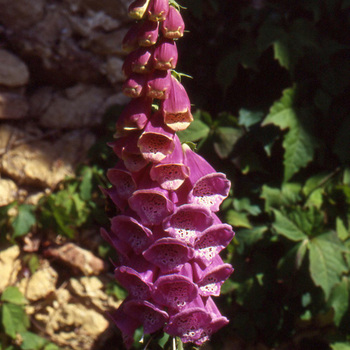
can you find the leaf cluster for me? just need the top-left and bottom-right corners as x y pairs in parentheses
(0, 287), (59, 350)
(179, 0), (350, 348)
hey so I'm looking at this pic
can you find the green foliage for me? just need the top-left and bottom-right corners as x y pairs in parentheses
(179, 2), (350, 347)
(0, 287), (58, 350)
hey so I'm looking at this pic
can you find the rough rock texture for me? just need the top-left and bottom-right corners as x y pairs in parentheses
(0, 92), (29, 120)
(44, 243), (107, 275)
(0, 245), (22, 293)
(0, 0), (131, 86)
(29, 276), (120, 350)
(18, 260), (58, 301)
(30, 84), (127, 129)
(0, 49), (30, 87)
(0, 1), (131, 348)
(0, 124), (96, 188)
(0, 178), (18, 205)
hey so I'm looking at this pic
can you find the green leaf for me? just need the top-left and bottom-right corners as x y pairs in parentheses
(43, 344), (60, 350)
(226, 210), (252, 229)
(308, 232), (348, 300)
(12, 205), (36, 238)
(106, 282), (128, 300)
(305, 188), (324, 209)
(1, 303), (29, 338)
(79, 167), (93, 201)
(261, 183), (302, 213)
(20, 331), (48, 350)
(43, 345), (60, 350)
(271, 209), (307, 241)
(177, 119), (210, 143)
(336, 217), (349, 241)
(296, 239), (308, 269)
(262, 87), (317, 181)
(327, 277), (349, 326)
(303, 172), (330, 197)
(238, 109), (264, 128)
(233, 197), (261, 216)
(273, 40), (291, 70)
(331, 343), (350, 350)
(158, 333), (170, 348)
(1, 286), (27, 305)
(213, 126), (242, 159)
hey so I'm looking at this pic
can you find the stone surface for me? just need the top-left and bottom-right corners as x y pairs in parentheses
(0, 49), (30, 87)
(44, 243), (106, 275)
(30, 84), (111, 129)
(69, 276), (121, 311)
(0, 0), (131, 86)
(34, 288), (110, 350)
(0, 92), (29, 119)
(0, 178), (18, 205)
(0, 124), (95, 188)
(0, 245), (22, 293)
(18, 260), (58, 301)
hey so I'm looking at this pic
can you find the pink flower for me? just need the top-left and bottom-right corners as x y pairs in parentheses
(153, 38), (178, 70)
(161, 75), (193, 131)
(161, 6), (185, 39)
(103, 1), (234, 347)
(128, 0), (151, 20)
(147, 0), (170, 22)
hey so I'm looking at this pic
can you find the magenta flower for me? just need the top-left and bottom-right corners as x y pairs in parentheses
(161, 6), (185, 39)
(128, 0), (151, 20)
(102, 2), (234, 348)
(137, 112), (175, 162)
(153, 38), (178, 70)
(122, 73), (147, 98)
(147, 0), (170, 22)
(183, 144), (231, 211)
(138, 20), (159, 47)
(122, 24), (140, 53)
(162, 204), (213, 245)
(116, 97), (151, 132)
(152, 263), (198, 310)
(146, 70), (171, 99)
(122, 47), (154, 76)
(161, 75), (193, 131)
(149, 135), (190, 190)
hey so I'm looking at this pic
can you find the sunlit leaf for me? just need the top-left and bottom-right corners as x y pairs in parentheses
(327, 277), (349, 326)
(20, 331), (48, 350)
(1, 286), (27, 305)
(263, 87), (317, 181)
(308, 232), (348, 300)
(1, 303), (29, 338)
(226, 210), (252, 229)
(271, 209), (307, 241)
(12, 204), (36, 238)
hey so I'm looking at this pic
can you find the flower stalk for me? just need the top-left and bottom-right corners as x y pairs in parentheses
(103, 1), (234, 348)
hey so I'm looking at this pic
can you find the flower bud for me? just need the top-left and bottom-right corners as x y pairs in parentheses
(122, 24), (140, 53)
(147, 0), (169, 22)
(116, 97), (152, 132)
(128, 0), (151, 20)
(161, 6), (185, 39)
(122, 73), (147, 98)
(162, 75), (193, 131)
(138, 20), (159, 47)
(146, 70), (171, 99)
(153, 38), (178, 70)
(122, 47), (154, 76)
